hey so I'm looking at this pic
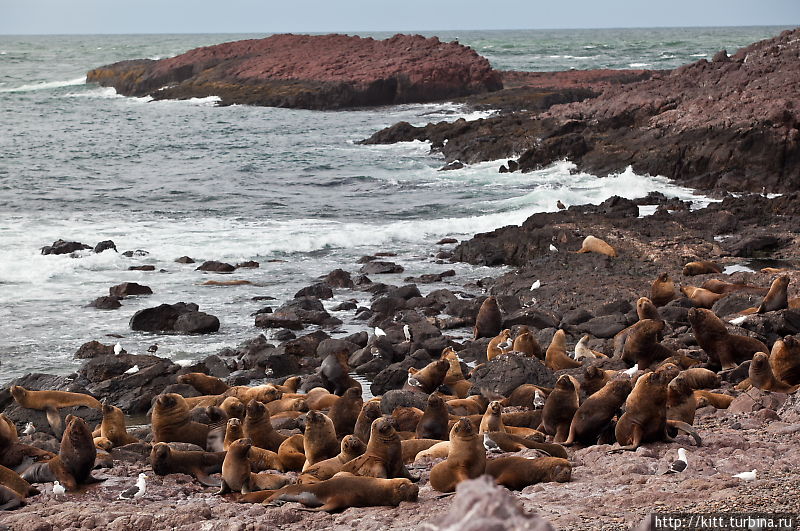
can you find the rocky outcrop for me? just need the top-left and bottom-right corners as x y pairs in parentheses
(87, 34), (502, 110)
(129, 302), (220, 334)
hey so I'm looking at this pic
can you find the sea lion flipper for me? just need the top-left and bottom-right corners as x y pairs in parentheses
(83, 474), (105, 484)
(194, 469), (222, 488)
(217, 480), (231, 495)
(45, 406), (63, 439)
(666, 420), (702, 446)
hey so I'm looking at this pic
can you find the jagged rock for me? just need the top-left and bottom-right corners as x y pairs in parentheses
(502, 307), (560, 330)
(195, 260), (236, 273)
(578, 314), (628, 338)
(294, 283), (333, 300)
(469, 353), (556, 396)
(41, 239), (91, 255)
(736, 309), (800, 344)
(254, 312), (303, 330)
(129, 302), (220, 334)
(712, 292), (761, 317)
(378, 389), (429, 414)
(360, 261), (405, 274)
(74, 340), (116, 359)
(90, 296), (121, 309)
(236, 260), (259, 268)
(371, 350), (433, 396)
(110, 282), (153, 298)
(322, 269), (355, 288)
(93, 240), (117, 253)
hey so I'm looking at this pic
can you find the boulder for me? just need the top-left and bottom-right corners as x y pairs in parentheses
(712, 292), (761, 317)
(360, 261), (404, 274)
(74, 340), (116, 359)
(578, 314), (628, 338)
(379, 389), (429, 415)
(41, 239), (91, 255)
(109, 282), (153, 298)
(469, 353), (556, 396)
(502, 307), (560, 330)
(129, 302), (220, 334)
(93, 240), (117, 253)
(322, 269), (355, 288)
(90, 296), (121, 309)
(294, 283), (333, 300)
(175, 256), (195, 264)
(737, 309), (800, 344)
(254, 312), (303, 330)
(195, 260), (235, 273)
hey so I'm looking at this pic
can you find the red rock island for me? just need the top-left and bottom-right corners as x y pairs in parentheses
(86, 33), (503, 109)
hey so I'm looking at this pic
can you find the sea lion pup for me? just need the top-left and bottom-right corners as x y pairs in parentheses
(482, 431), (568, 459)
(447, 396), (487, 416)
(770, 337), (800, 385)
(688, 308), (768, 370)
(218, 438), (291, 494)
(328, 387), (363, 438)
(486, 456), (571, 489)
(513, 327), (543, 359)
(97, 404), (139, 447)
(564, 378), (632, 446)
(265, 397), (307, 416)
(340, 417), (414, 480)
(683, 261), (723, 276)
(406, 359), (449, 394)
(501, 384), (551, 408)
(0, 465), (39, 500)
(319, 348), (359, 396)
(177, 373), (230, 395)
(248, 445), (284, 473)
(220, 396), (246, 419)
(576, 235), (617, 257)
(757, 275), (790, 313)
(487, 329), (513, 361)
(701, 279), (768, 295)
(749, 352), (800, 393)
(224, 418), (245, 450)
(679, 368), (721, 390)
(621, 319), (673, 370)
(150, 442), (224, 487)
(22, 416), (100, 491)
(277, 434), (306, 471)
(223, 384), (282, 405)
(574, 334), (607, 361)
(667, 375), (698, 425)
(441, 347), (471, 399)
(537, 375), (579, 443)
(545, 330), (581, 370)
(263, 476), (418, 512)
(681, 286), (725, 309)
(152, 393), (210, 448)
(693, 390), (735, 409)
(416, 394), (450, 440)
(582, 366), (616, 397)
(474, 296), (502, 340)
(429, 417), (486, 493)
(10, 385), (102, 438)
(304, 388), (339, 410)
(613, 372), (701, 451)
(651, 273), (677, 306)
(478, 401), (505, 434)
(302, 411), (339, 471)
(353, 401), (382, 445)
(242, 399), (287, 452)
(298, 435), (367, 483)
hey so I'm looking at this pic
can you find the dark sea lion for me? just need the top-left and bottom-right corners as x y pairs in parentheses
(564, 378), (631, 446)
(621, 319), (673, 369)
(651, 273), (676, 306)
(152, 393), (210, 448)
(683, 261), (722, 276)
(538, 375), (579, 443)
(219, 438), (290, 494)
(482, 431), (568, 459)
(486, 456), (572, 489)
(679, 367), (721, 389)
(667, 375), (697, 425)
(277, 434), (306, 471)
(23, 416), (101, 491)
(688, 308), (768, 370)
(298, 435), (367, 483)
(416, 394), (450, 440)
(0, 484), (25, 511)
(406, 359), (449, 393)
(340, 417), (413, 480)
(769, 337), (800, 386)
(429, 417), (486, 493)
(98, 404), (138, 447)
(0, 415), (55, 470)
(243, 399), (287, 452)
(545, 330), (581, 370)
(473, 296), (502, 340)
(353, 401), (382, 445)
(582, 366), (615, 397)
(0, 464), (39, 498)
(749, 352), (799, 393)
(328, 387), (363, 437)
(320, 348), (360, 395)
(681, 286), (725, 308)
(757, 275), (790, 313)
(177, 372), (230, 395)
(302, 410), (339, 471)
(263, 476), (418, 512)
(150, 442), (224, 487)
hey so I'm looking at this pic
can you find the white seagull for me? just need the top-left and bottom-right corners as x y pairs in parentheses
(114, 342), (123, 355)
(624, 364), (639, 377)
(407, 374), (421, 388)
(124, 365), (139, 375)
(119, 473), (147, 500)
(533, 389), (546, 409)
(23, 422), (35, 435)
(147, 343), (158, 353)
(403, 324), (412, 342)
(530, 280), (541, 291)
(729, 315), (748, 326)
(52, 481), (65, 497)
(664, 448), (688, 474)
(549, 244), (558, 252)
(732, 469), (757, 481)
(374, 327), (386, 338)
(483, 433), (502, 453)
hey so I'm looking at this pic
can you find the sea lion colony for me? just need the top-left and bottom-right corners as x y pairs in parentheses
(1, 247), (799, 517)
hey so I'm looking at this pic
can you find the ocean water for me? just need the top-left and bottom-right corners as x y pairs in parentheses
(0, 27), (789, 383)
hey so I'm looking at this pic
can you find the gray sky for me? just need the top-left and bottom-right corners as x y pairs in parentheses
(2, 0), (799, 35)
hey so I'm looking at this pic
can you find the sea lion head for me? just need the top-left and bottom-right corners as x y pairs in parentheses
(607, 378), (633, 398)
(555, 374), (575, 391)
(751, 352), (770, 373)
(206, 406), (228, 424)
(451, 416), (476, 439)
(156, 393), (179, 411)
(655, 362), (681, 382)
(392, 478), (419, 503)
(341, 434), (366, 455)
(584, 366), (603, 379)
(281, 376), (301, 392)
(9, 386), (26, 402)
(252, 385), (281, 403)
(636, 297), (659, 318)
(427, 394), (444, 408)
(657, 273), (670, 283)
(305, 410), (325, 427)
(668, 375), (692, 396)
(245, 399), (267, 420)
(688, 308), (726, 335)
(487, 401), (502, 415)
(152, 442), (171, 462)
(342, 387), (361, 402)
(440, 347), (457, 360)
(371, 417), (396, 439)
(229, 437), (252, 456)
(220, 396), (245, 418)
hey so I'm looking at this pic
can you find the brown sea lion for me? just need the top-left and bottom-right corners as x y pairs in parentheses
(263, 476), (418, 512)
(0, 416), (54, 470)
(581, 366), (615, 397)
(749, 352), (799, 393)
(223, 418), (245, 450)
(177, 373), (230, 395)
(688, 308), (768, 370)
(538, 375), (579, 443)
(486, 456), (571, 489)
(481, 431), (568, 459)
(416, 394), (450, 440)
(679, 367), (721, 389)
(353, 401), (382, 445)
(406, 359), (449, 393)
(219, 396), (246, 419)
(0, 415), (17, 442)
(651, 273), (676, 306)
(277, 434), (306, 471)
(150, 442), (224, 487)
(478, 401), (505, 434)
(0, 484), (25, 510)
(400, 439), (441, 463)
(0, 464), (38, 499)
(219, 438), (291, 494)
(265, 397), (307, 416)
(22, 416), (100, 491)
(693, 390), (735, 409)
(770, 337), (800, 386)
(152, 393), (210, 448)
(501, 384), (550, 408)
(248, 445), (284, 473)
(275, 376), (301, 394)
(487, 329), (512, 362)
(328, 387), (363, 437)
(613, 372), (701, 451)
(223, 384), (282, 405)
(11, 386), (102, 438)
(576, 235), (617, 257)
(564, 378), (632, 446)
(339, 417), (413, 480)
(98, 404), (139, 447)
(636, 297), (663, 322)
(298, 435), (367, 483)
(429, 417), (486, 493)
(667, 375), (697, 425)
(683, 261), (722, 276)
(545, 330), (581, 370)
(474, 296), (502, 340)
(621, 319), (673, 369)
(319, 348), (360, 396)
(681, 286), (725, 309)
(302, 411), (339, 471)
(701, 279), (768, 295)
(512, 328), (543, 359)
(446, 397), (485, 417)
(757, 275), (790, 313)
(242, 399), (286, 453)
(440, 348), (471, 398)
(390, 406), (422, 434)
(183, 395), (224, 409)
(93, 436), (113, 451)
(304, 388), (339, 410)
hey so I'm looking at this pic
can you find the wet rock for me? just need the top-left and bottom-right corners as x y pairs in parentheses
(579, 313), (628, 338)
(316, 338), (360, 360)
(87, 359), (180, 413)
(560, 308), (594, 326)
(736, 309), (800, 343)
(712, 292), (761, 317)
(122, 249), (148, 257)
(360, 261), (405, 274)
(41, 239), (91, 255)
(371, 350), (433, 396)
(283, 331), (331, 358)
(74, 340), (116, 359)
(404, 270), (456, 283)
(371, 296), (407, 315)
(90, 296), (122, 309)
(725, 234), (788, 257)
(93, 240), (117, 253)
(128, 265), (156, 271)
(255, 312), (303, 330)
(130, 302), (220, 334)
(344, 331), (369, 347)
(322, 268), (354, 288)
(275, 297), (340, 327)
(195, 260), (236, 273)
(332, 301), (358, 311)
(175, 256), (195, 263)
(110, 282), (153, 298)
(469, 353), (556, 396)
(294, 283), (333, 300)
(79, 353), (165, 383)
(502, 307), (560, 330)
(236, 260), (260, 268)
(437, 238), (458, 244)
(379, 389), (429, 414)
(201, 354), (231, 378)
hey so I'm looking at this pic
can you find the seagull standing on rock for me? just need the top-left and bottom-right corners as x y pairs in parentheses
(374, 327), (386, 338)
(114, 343), (123, 356)
(52, 481), (65, 498)
(733, 469), (757, 481)
(23, 422), (35, 435)
(533, 389), (546, 409)
(119, 473), (147, 500)
(530, 280), (541, 290)
(124, 365), (139, 375)
(663, 448), (688, 474)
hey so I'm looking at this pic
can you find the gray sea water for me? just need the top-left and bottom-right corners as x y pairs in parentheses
(0, 26), (790, 383)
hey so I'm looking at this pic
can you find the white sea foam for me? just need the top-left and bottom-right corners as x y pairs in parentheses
(628, 63), (651, 68)
(0, 76), (87, 93)
(690, 53), (708, 57)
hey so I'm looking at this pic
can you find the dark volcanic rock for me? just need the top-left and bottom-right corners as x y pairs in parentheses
(110, 282), (153, 298)
(74, 340), (115, 359)
(175, 256), (195, 264)
(578, 314), (628, 338)
(360, 261), (405, 274)
(322, 269), (355, 289)
(294, 283), (333, 300)
(468, 353), (556, 396)
(379, 389), (429, 414)
(41, 239), (91, 255)
(195, 260), (236, 273)
(93, 240), (117, 253)
(87, 34), (502, 110)
(90, 296), (122, 309)
(502, 307), (560, 330)
(129, 302), (220, 334)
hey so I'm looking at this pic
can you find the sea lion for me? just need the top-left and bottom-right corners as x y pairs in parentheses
(440, 348), (471, 398)
(681, 286), (725, 309)
(478, 401), (505, 434)
(576, 235), (617, 257)
(93, 436), (113, 451)
(223, 384), (282, 405)
(219, 438), (290, 494)
(400, 439), (441, 463)
(183, 395), (224, 410)
(0, 415), (17, 442)
(277, 434), (306, 471)
(545, 330), (581, 370)
(416, 394), (450, 440)
(265, 397), (307, 416)
(22, 416), (100, 491)
(98, 404), (138, 447)
(263, 476), (418, 512)
(582, 366), (615, 397)
(177, 373), (230, 395)
(701, 279), (768, 295)
(219, 396), (246, 419)
(242, 399), (286, 453)
(621, 319), (673, 369)
(446, 397), (485, 417)
(651, 273), (676, 306)
(564, 378), (632, 446)
(353, 401), (382, 445)
(10, 386), (102, 438)
(679, 367), (721, 389)
(501, 384), (550, 408)
(486, 456), (571, 489)
(0, 485), (25, 510)
(683, 261), (722, 276)
(406, 359), (449, 394)
(328, 387), (363, 437)
(0, 416), (54, 470)
(248, 445), (284, 473)
(636, 297), (664, 322)
(302, 411), (339, 471)
(340, 417), (414, 480)
(205, 406), (229, 452)
(667, 375), (697, 425)
(512, 328), (543, 359)
(319, 348), (360, 396)
(481, 431), (568, 458)
(757, 275), (790, 313)
(749, 352), (799, 393)
(429, 417), (486, 493)
(274, 376), (301, 394)
(487, 329), (512, 361)
(613, 372), (701, 451)
(688, 308), (768, 370)
(201, 279), (253, 286)
(224, 418), (245, 450)
(0, 464), (38, 499)
(304, 388), (339, 410)
(150, 442), (224, 487)
(298, 435), (366, 483)
(693, 390), (735, 409)
(538, 375), (579, 443)
(574, 334), (606, 361)
(152, 393), (210, 448)
(769, 337), (800, 386)
(473, 296), (502, 340)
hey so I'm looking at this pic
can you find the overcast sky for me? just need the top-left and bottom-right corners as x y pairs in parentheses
(2, 0), (799, 35)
